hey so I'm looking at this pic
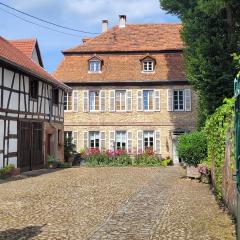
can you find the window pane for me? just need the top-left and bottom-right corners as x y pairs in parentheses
(89, 92), (95, 111)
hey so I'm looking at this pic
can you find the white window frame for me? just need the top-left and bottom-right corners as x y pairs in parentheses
(142, 60), (154, 72)
(173, 90), (185, 112)
(143, 131), (154, 150)
(143, 90), (154, 111)
(89, 60), (101, 73)
(116, 131), (127, 150)
(89, 131), (100, 149)
(115, 90), (127, 112)
(89, 91), (100, 112)
(64, 92), (73, 112)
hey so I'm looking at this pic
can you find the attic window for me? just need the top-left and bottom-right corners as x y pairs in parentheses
(143, 60), (154, 72)
(89, 60), (101, 73)
(141, 56), (156, 73)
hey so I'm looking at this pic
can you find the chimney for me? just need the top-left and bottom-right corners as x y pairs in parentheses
(119, 15), (126, 28)
(102, 20), (108, 33)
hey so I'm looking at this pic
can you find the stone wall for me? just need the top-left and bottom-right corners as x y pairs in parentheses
(221, 130), (237, 218)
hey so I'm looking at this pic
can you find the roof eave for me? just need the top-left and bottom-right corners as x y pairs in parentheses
(0, 56), (71, 91)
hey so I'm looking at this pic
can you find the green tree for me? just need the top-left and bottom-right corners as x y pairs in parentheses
(160, 0), (240, 124)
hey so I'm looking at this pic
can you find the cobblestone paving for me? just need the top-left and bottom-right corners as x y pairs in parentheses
(0, 167), (236, 240)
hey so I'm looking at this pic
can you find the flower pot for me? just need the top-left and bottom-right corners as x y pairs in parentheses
(10, 168), (20, 176)
(48, 162), (58, 169)
(186, 166), (201, 179)
(200, 173), (211, 184)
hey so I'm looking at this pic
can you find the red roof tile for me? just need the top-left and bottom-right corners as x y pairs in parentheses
(0, 36), (69, 90)
(9, 39), (36, 59)
(64, 24), (183, 53)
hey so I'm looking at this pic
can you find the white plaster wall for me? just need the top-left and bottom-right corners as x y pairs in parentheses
(9, 139), (17, 153)
(9, 120), (17, 134)
(32, 47), (41, 65)
(8, 157), (17, 167)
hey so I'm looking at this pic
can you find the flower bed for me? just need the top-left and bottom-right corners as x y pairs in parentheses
(82, 148), (170, 167)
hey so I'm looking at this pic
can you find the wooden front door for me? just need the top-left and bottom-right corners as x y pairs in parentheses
(18, 121), (44, 172)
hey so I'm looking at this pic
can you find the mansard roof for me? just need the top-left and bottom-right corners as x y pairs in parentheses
(63, 24), (183, 54)
(0, 36), (70, 90)
(9, 38), (44, 67)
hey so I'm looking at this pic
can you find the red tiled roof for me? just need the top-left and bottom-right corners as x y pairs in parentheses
(9, 39), (36, 58)
(64, 24), (183, 53)
(0, 36), (69, 90)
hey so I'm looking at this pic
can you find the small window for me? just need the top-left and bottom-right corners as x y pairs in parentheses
(64, 92), (72, 111)
(64, 131), (72, 146)
(143, 90), (154, 111)
(89, 131), (100, 148)
(144, 131), (154, 150)
(143, 60), (154, 72)
(115, 90), (126, 111)
(89, 91), (100, 111)
(29, 79), (38, 100)
(52, 89), (59, 105)
(89, 60), (101, 73)
(116, 131), (127, 150)
(173, 90), (184, 111)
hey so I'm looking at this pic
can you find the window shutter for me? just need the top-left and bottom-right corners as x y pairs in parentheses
(73, 131), (78, 151)
(73, 91), (79, 112)
(83, 131), (88, 149)
(137, 130), (143, 154)
(127, 131), (133, 153)
(167, 89), (173, 112)
(109, 131), (115, 150)
(155, 131), (161, 154)
(126, 90), (132, 112)
(137, 90), (143, 111)
(154, 90), (161, 111)
(100, 131), (106, 150)
(109, 90), (115, 112)
(100, 90), (105, 112)
(185, 89), (192, 111)
(83, 91), (89, 112)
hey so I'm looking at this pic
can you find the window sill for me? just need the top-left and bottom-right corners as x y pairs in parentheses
(141, 71), (155, 74)
(88, 71), (102, 74)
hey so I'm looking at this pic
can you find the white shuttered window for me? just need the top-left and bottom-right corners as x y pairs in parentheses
(100, 131), (106, 150)
(109, 90), (115, 112)
(100, 90), (106, 112)
(167, 89), (173, 112)
(185, 89), (192, 111)
(109, 131), (115, 150)
(73, 91), (79, 112)
(137, 130), (143, 153)
(137, 90), (143, 111)
(154, 90), (161, 111)
(126, 90), (132, 112)
(83, 91), (89, 112)
(155, 131), (161, 154)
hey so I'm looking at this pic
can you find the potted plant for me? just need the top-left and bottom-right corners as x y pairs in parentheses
(177, 131), (207, 179)
(198, 164), (211, 183)
(64, 136), (76, 165)
(0, 164), (19, 179)
(47, 155), (58, 169)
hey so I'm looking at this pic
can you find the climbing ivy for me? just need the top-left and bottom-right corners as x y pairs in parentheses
(204, 98), (235, 198)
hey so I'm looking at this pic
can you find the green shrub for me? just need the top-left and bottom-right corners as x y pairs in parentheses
(0, 164), (15, 178)
(205, 98), (235, 198)
(177, 131), (207, 166)
(134, 148), (162, 166)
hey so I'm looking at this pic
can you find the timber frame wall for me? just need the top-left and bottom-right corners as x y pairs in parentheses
(0, 61), (65, 169)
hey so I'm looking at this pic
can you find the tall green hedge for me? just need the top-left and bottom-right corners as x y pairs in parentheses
(204, 98), (235, 198)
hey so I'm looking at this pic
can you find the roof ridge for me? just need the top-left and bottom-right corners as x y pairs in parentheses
(9, 38), (36, 42)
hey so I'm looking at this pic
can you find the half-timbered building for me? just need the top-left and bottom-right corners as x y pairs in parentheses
(0, 36), (70, 172)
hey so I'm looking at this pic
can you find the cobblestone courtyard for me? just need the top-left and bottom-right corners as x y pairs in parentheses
(0, 167), (236, 239)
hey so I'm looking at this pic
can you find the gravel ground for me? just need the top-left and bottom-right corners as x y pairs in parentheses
(0, 167), (236, 240)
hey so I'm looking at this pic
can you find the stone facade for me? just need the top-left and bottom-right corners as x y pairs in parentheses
(64, 84), (198, 160)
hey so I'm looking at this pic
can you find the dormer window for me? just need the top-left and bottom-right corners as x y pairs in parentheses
(89, 60), (101, 72)
(141, 56), (156, 73)
(143, 61), (154, 72)
(88, 56), (103, 73)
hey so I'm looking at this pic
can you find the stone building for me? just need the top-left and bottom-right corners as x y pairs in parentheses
(0, 36), (70, 172)
(54, 16), (198, 164)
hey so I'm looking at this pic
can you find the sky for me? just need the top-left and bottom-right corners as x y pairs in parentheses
(0, 0), (179, 73)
